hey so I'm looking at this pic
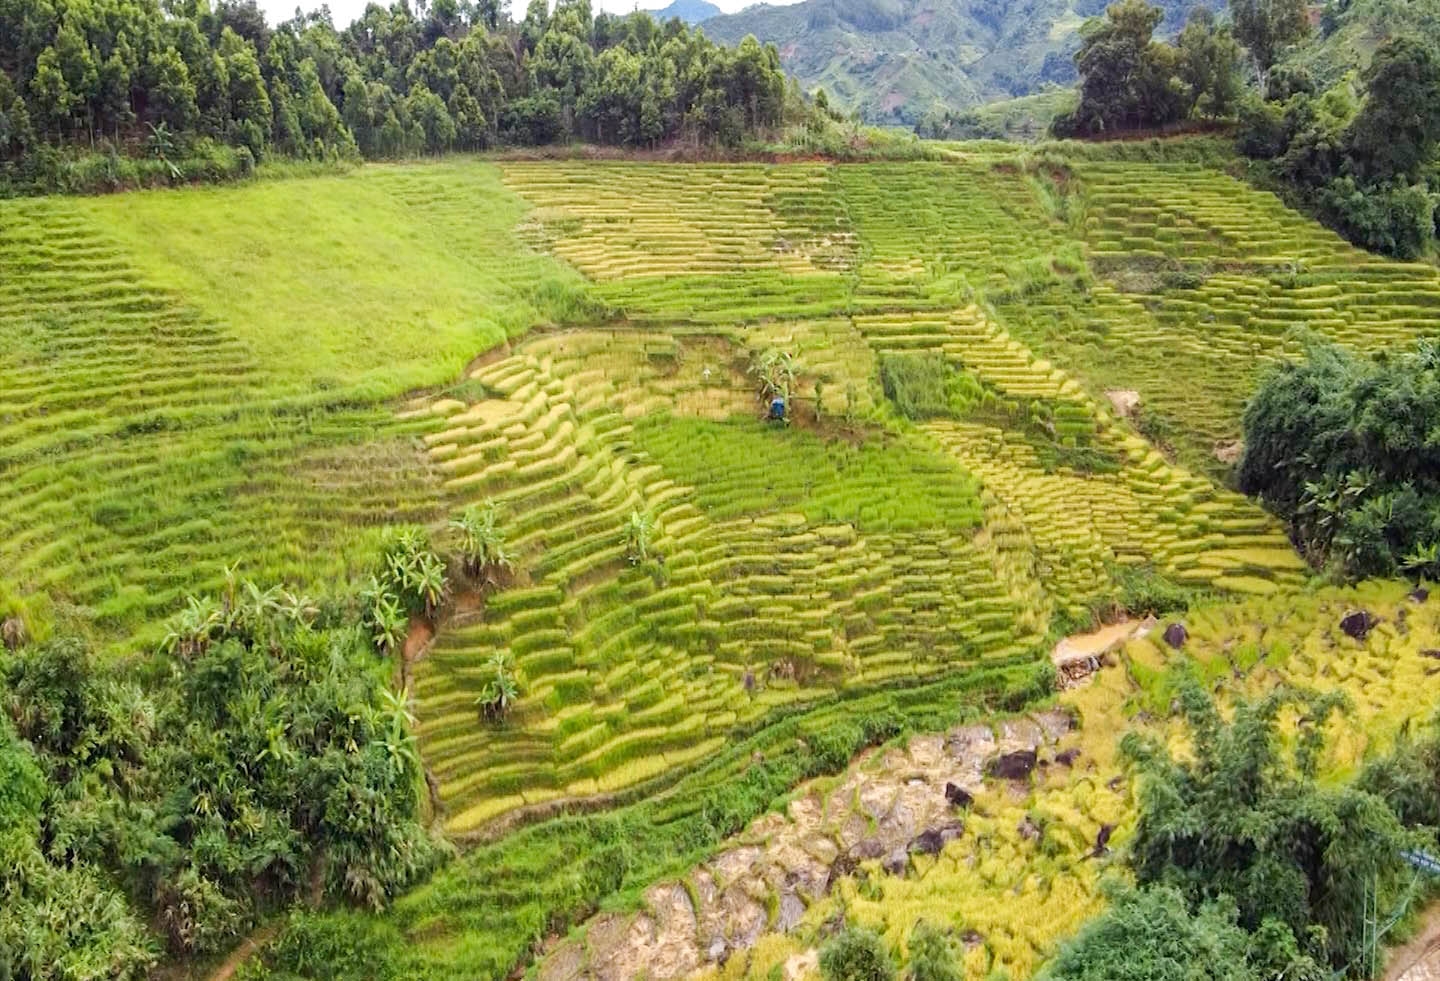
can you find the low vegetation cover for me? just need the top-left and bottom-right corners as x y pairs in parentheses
(4, 122), (1440, 981)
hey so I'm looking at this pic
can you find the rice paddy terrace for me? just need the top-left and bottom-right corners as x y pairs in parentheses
(4, 151), (1440, 979)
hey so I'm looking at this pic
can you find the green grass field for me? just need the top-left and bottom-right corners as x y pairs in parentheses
(0, 163), (590, 644)
(7, 151), (1439, 980)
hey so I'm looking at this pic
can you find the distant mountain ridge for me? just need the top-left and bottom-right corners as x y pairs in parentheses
(647, 0), (723, 24)
(700, 0), (1221, 124)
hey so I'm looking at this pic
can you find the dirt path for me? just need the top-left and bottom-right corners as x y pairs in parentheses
(1384, 905), (1440, 981)
(207, 924), (278, 981)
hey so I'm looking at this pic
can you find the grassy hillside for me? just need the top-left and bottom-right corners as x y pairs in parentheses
(701, 0), (1213, 124)
(0, 164), (590, 646)
(7, 150), (1440, 981)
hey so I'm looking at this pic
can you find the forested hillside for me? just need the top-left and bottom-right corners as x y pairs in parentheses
(0, 0), (800, 194)
(701, 0), (1217, 124)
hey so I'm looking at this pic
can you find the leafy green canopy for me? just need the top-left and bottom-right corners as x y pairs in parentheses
(1238, 338), (1440, 580)
(1054, 0), (1243, 136)
(0, 599), (442, 978)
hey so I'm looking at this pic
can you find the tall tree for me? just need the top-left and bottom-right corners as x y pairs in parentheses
(0, 67), (34, 158)
(1347, 35), (1440, 184)
(1067, 0), (1184, 134)
(1230, 0), (1309, 98)
(1177, 7), (1243, 119)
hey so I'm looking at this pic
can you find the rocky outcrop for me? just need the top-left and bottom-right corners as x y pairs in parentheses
(536, 710), (1076, 981)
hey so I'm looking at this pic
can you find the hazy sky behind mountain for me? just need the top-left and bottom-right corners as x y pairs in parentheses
(257, 0), (798, 28)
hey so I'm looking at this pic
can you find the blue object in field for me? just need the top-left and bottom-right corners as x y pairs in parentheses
(1402, 849), (1440, 875)
(768, 396), (786, 421)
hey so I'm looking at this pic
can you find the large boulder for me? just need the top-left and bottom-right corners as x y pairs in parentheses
(1162, 622), (1188, 649)
(944, 782), (973, 809)
(1340, 610), (1377, 640)
(986, 748), (1037, 781)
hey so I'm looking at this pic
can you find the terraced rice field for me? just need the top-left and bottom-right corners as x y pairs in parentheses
(1003, 163), (1440, 473)
(0, 163), (592, 644)
(9, 154), (1439, 980)
(405, 160), (1401, 834)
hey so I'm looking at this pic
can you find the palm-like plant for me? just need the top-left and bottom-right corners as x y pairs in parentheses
(376, 526), (450, 618)
(378, 685), (420, 775)
(750, 347), (798, 402)
(450, 501), (515, 582)
(366, 589), (409, 655)
(1402, 542), (1440, 581)
(145, 121), (182, 179)
(476, 653), (520, 721)
(623, 509), (656, 564)
(411, 551), (448, 616)
(161, 595), (223, 659)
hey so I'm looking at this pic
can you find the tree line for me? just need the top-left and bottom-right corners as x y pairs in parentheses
(1053, 0), (1440, 257)
(0, 0), (800, 190)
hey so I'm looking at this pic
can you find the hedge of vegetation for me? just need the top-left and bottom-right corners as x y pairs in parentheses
(0, 576), (441, 979)
(0, 0), (821, 196)
(1239, 337), (1440, 581)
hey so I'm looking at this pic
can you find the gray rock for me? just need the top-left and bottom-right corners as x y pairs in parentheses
(1162, 622), (1188, 649)
(1340, 610), (1377, 640)
(909, 822), (964, 856)
(986, 748), (1037, 781)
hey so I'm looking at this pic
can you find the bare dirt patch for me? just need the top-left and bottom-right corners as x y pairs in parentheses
(1105, 389), (1142, 421)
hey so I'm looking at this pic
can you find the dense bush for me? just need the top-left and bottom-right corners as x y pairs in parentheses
(820, 925), (897, 981)
(0, 581), (442, 974)
(1234, 34), (1440, 257)
(1040, 886), (1262, 981)
(1121, 684), (1410, 972)
(1237, 338), (1440, 580)
(1047, 683), (1419, 980)
(906, 922), (964, 981)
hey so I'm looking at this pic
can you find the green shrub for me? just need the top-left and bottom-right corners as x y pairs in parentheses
(1039, 886), (1260, 981)
(1113, 566), (1198, 617)
(821, 926), (897, 981)
(879, 353), (983, 420)
(1319, 177), (1437, 260)
(907, 922), (963, 981)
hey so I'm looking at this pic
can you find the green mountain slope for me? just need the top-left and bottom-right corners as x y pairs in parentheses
(702, 0), (1218, 123)
(649, 0), (724, 23)
(1287, 0), (1440, 84)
